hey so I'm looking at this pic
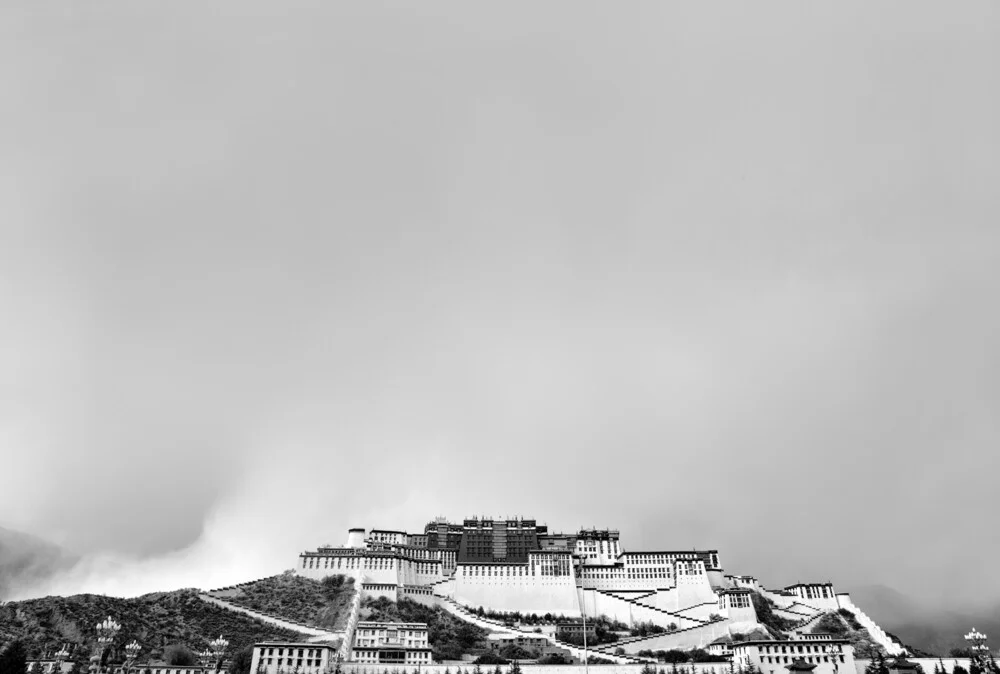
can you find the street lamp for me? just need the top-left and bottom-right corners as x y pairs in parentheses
(54, 645), (71, 674)
(208, 637), (229, 673)
(964, 629), (992, 673)
(199, 650), (215, 673)
(92, 617), (121, 674)
(123, 641), (141, 674)
(828, 642), (842, 674)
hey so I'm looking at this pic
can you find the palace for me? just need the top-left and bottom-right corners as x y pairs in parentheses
(297, 516), (905, 659)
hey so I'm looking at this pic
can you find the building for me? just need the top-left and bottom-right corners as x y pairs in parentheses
(351, 621), (431, 665)
(556, 622), (597, 641)
(458, 517), (546, 563)
(707, 636), (734, 659)
(292, 516), (904, 660)
(250, 643), (340, 674)
(487, 634), (550, 652)
(732, 636), (855, 674)
(424, 518), (464, 551)
(24, 662), (71, 674)
(574, 529), (622, 565)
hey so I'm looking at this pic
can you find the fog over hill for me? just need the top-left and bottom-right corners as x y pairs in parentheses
(0, 526), (79, 600)
(850, 584), (1000, 656)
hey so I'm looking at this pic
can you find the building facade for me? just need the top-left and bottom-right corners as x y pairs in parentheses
(733, 636), (855, 674)
(250, 642), (339, 674)
(351, 621), (431, 665)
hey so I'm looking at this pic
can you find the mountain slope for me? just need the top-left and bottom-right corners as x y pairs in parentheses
(0, 589), (307, 661)
(850, 584), (1000, 656)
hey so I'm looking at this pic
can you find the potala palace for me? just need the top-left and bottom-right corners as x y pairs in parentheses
(288, 516), (907, 670)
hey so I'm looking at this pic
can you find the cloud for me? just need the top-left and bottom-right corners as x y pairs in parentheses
(1, 0), (998, 609)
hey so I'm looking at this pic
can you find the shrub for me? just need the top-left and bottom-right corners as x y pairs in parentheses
(475, 651), (508, 665)
(230, 647), (254, 674)
(0, 641), (28, 674)
(813, 613), (849, 636)
(837, 609), (863, 630)
(164, 645), (197, 666)
(536, 654), (572, 665)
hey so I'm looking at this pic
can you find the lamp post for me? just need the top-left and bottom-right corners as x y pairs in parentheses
(199, 650), (215, 674)
(209, 637), (229, 672)
(54, 645), (71, 674)
(828, 642), (842, 674)
(123, 641), (140, 674)
(92, 617), (121, 674)
(964, 629), (992, 673)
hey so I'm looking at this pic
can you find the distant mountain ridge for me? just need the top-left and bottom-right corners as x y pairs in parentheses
(850, 584), (1000, 656)
(0, 525), (79, 600)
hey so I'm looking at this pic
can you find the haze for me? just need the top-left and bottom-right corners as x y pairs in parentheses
(0, 2), (997, 613)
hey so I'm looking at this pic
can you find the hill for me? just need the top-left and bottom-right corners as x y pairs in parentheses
(208, 573), (356, 631)
(0, 527), (79, 601)
(0, 588), (307, 662)
(850, 584), (1000, 656)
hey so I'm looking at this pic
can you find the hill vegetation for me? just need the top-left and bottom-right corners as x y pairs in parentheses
(0, 589), (306, 662)
(811, 611), (887, 658)
(213, 573), (355, 630)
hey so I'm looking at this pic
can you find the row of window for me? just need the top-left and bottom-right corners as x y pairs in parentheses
(752, 644), (841, 655)
(759, 656), (846, 665)
(259, 648), (324, 658)
(260, 659), (322, 668)
(356, 629), (426, 637)
(302, 557), (441, 571)
(721, 594), (751, 609)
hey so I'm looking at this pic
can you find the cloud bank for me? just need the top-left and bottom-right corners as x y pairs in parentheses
(1, 1), (998, 610)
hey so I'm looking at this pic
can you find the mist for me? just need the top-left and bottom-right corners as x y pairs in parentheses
(1, 1), (998, 611)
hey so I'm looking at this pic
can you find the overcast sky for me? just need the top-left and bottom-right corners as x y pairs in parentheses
(1, 2), (998, 610)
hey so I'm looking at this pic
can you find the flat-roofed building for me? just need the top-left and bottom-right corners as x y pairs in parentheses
(351, 621), (431, 665)
(733, 636), (855, 674)
(250, 642), (340, 674)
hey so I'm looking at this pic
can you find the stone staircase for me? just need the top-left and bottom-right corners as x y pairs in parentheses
(434, 595), (644, 665)
(591, 589), (708, 628)
(197, 593), (344, 643)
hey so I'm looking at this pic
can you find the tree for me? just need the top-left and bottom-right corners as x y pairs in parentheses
(509, 661), (522, 674)
(230, 648), (254, 674)
(663, 651), (689, 664)
(0, 641), (28, 674)
(163, 646), (197, 667)
(954, 667), (969, 674)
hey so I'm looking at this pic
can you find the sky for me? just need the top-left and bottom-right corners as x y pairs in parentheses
(0, 2), (998, 611)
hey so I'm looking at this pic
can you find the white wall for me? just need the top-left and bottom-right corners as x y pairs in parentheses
(455, 570), (581, 616)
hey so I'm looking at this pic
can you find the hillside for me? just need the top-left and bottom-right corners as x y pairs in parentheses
(208, 573), (355, 631)
(849, 584), (1000, 657)
(0, 589), (307, 662)
(0, 527), (79, 601)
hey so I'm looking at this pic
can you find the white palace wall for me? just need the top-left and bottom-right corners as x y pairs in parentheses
(454, 566), (581, 617)
(615, 621), (737, 654)
(580, 589), (706, 630)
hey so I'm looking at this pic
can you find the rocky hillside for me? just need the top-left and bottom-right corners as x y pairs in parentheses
(208, 573), (355, 630)
(0, 589), (306, 662)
